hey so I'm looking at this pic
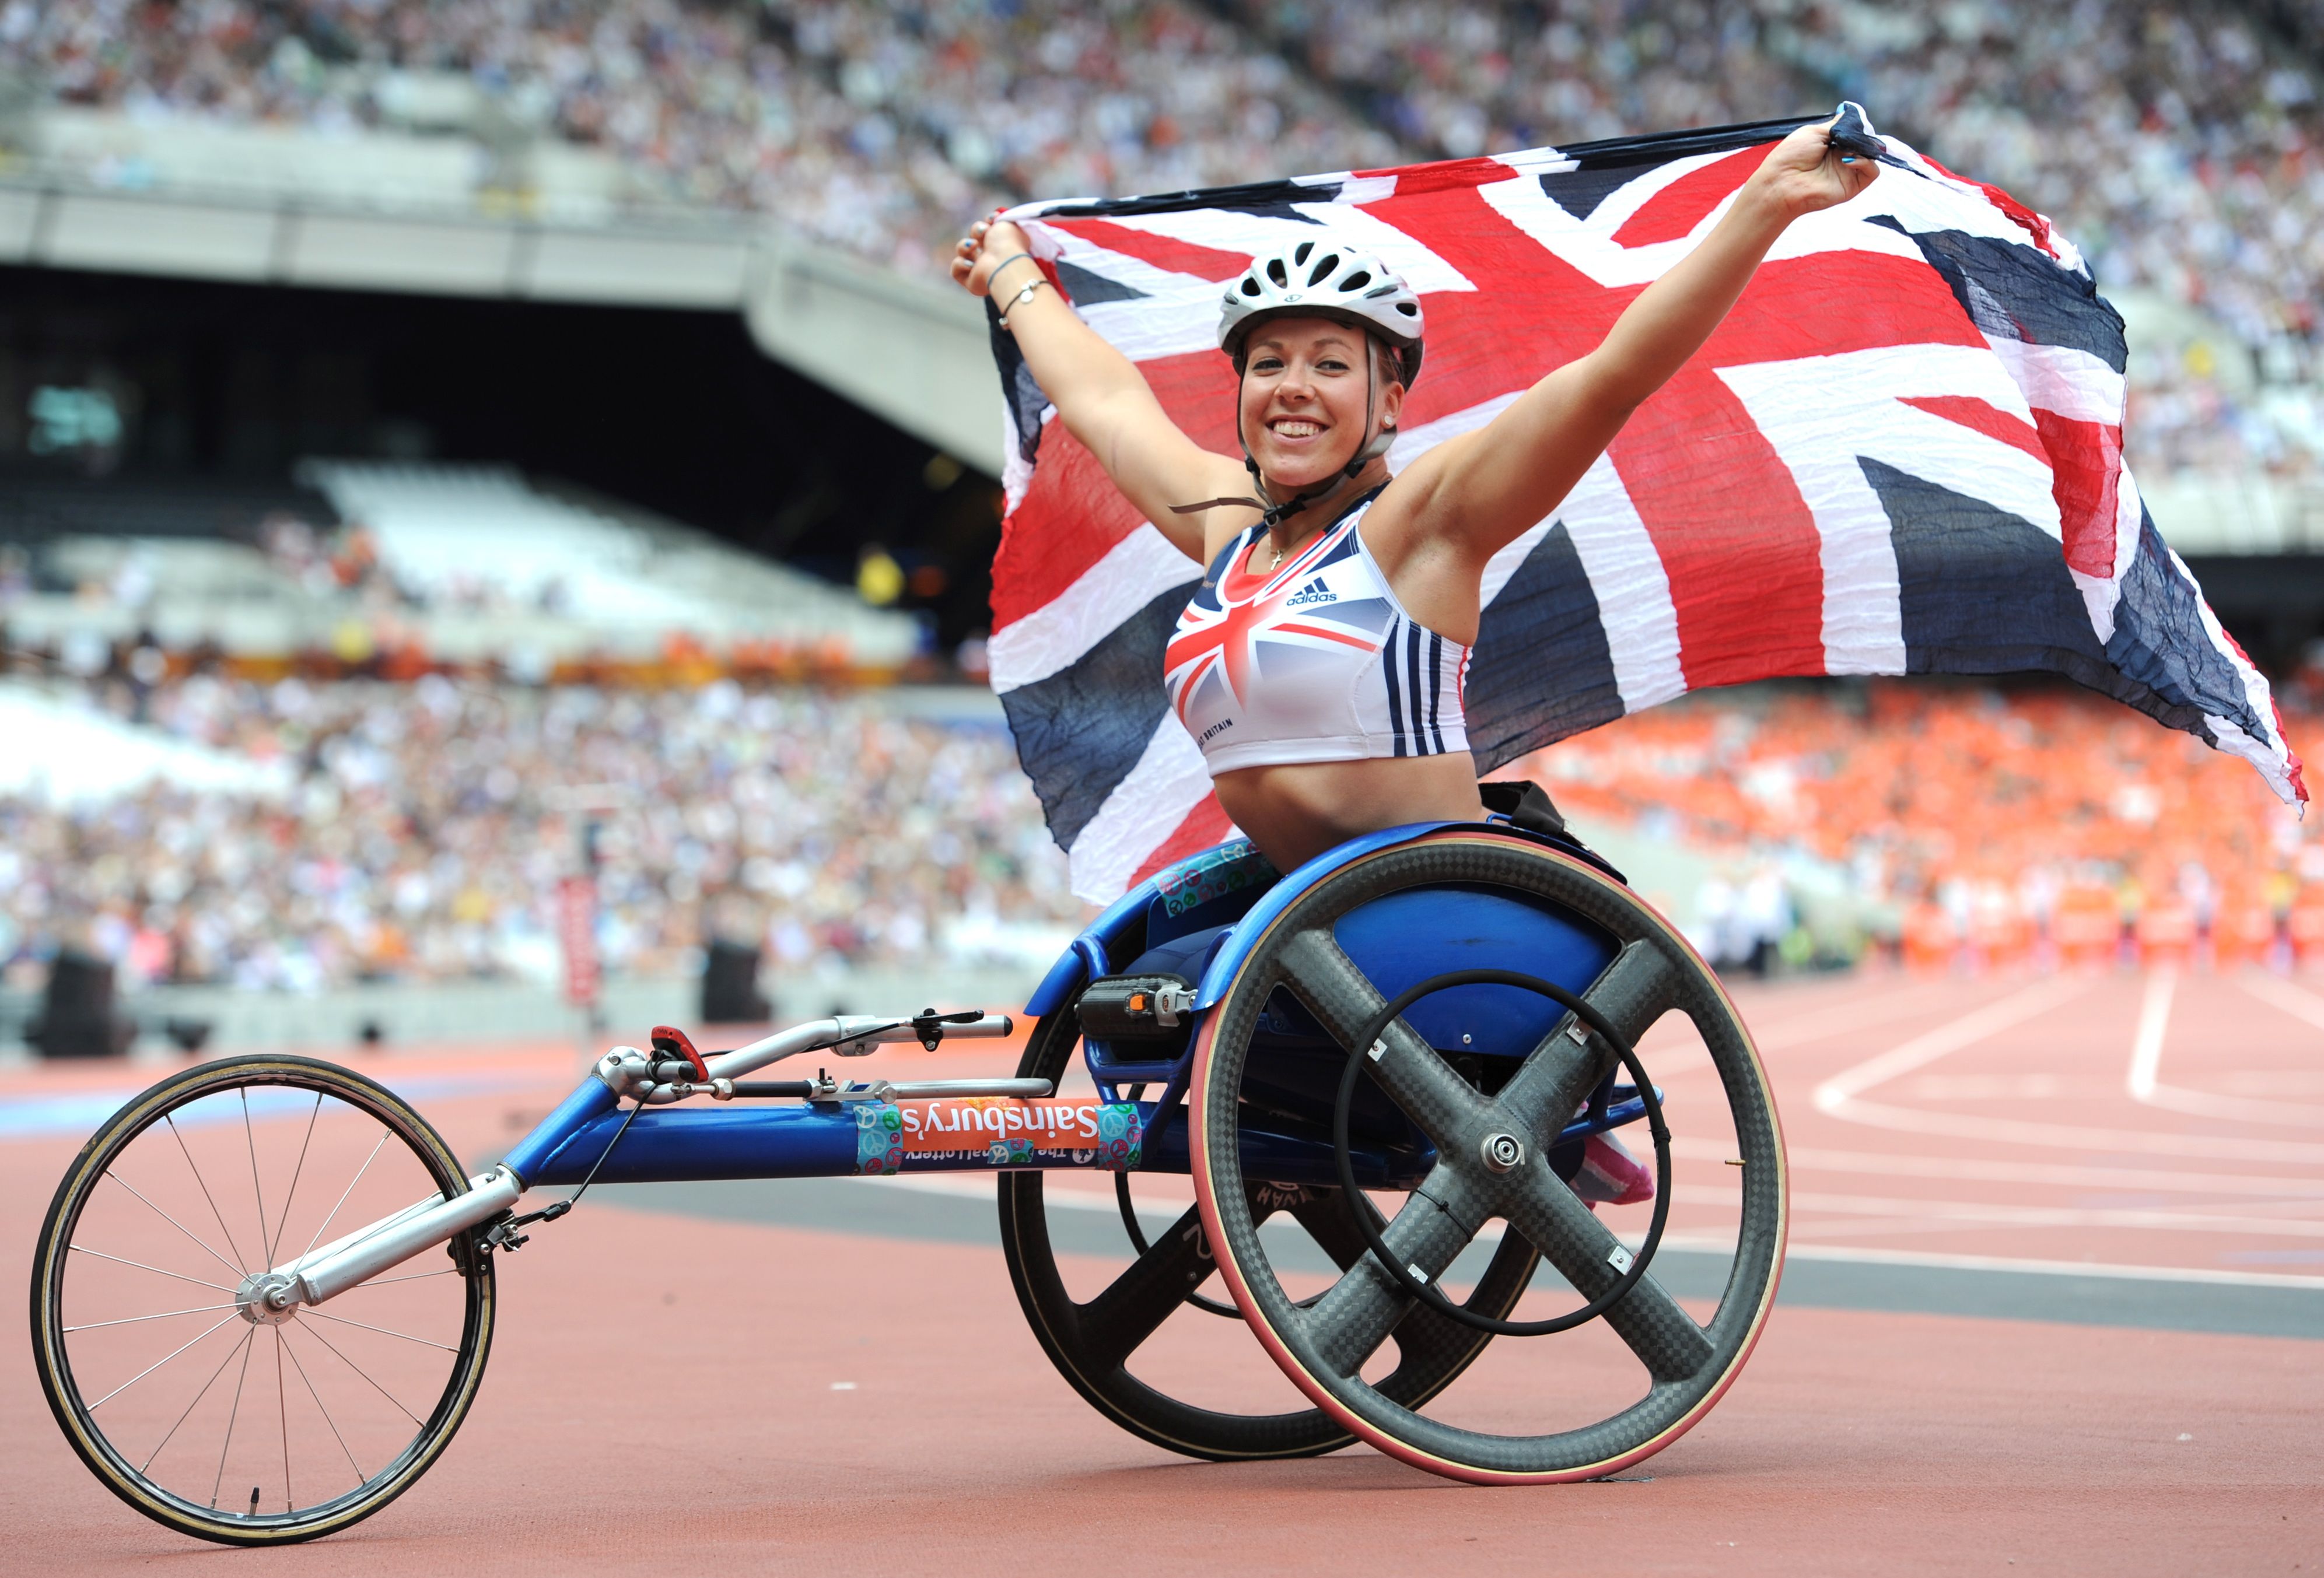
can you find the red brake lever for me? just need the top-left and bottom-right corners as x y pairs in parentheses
(649, 1025), (709, 1082)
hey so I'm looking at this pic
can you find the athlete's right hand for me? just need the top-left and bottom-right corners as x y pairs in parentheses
(951, 216), (1033, 296)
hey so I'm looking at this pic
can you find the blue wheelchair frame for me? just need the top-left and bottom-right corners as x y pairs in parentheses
(495, 819), (1658, 1199)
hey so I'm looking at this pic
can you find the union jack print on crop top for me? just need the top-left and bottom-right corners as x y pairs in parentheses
(1164, 489), (1471, 776)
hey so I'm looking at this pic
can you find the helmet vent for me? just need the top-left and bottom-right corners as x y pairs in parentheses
(1215, 239), (1425, 388)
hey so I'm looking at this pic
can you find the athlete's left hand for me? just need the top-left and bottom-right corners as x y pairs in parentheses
(1747, 117), (1880, 219)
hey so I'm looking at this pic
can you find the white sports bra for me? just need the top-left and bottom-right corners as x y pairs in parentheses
(1164, 490), (1472, 776)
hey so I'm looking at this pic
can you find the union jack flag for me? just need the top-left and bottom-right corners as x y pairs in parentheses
(984, 104), (2307, 903)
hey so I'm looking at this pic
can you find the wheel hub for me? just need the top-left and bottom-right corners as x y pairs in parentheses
(1478, 1131), (1525, 1173)
(234, 1271), (300, 1326)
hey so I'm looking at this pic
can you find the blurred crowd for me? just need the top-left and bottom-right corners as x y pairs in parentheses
(8, 0), (1392, 272)
(1517, 659), (2324, 969)
(13, 1), (2324, 476)
(1225, 0), (2324, 481)
(3, 665), (2317, 998)
(0, 676), (1079, 993)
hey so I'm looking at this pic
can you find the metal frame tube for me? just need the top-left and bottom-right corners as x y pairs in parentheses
(702, 1012), (1013, 1081)
(282, 1167), (524, 1306)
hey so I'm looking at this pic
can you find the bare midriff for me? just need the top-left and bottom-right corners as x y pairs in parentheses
(1213, 755), (1486, 871)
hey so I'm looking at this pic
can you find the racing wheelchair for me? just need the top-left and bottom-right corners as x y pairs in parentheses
(30, 799), (1784, 1543)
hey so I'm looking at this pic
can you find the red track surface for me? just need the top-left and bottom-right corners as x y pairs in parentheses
(4, 966), (2320, 1572)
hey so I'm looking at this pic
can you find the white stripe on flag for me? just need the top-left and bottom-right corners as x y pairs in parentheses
(1981, 335), (2125, 426)
(1385, 391), (1518, 476)
(1388, 391), (1559, 613)
(1556, 453), (1686, 712)
(989, 524), (1202, 693)
(2071, 465), (2144, 643)
(2164, 536), (2304, 805)
(1720, 342), (2061, 674)
(1066, 717), (1222, 904)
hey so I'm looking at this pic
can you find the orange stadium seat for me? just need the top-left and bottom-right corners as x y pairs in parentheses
(1902, 903), (1958, 972)
(2290, 892), (2324, 970)
(2209, 897), (2279, 970)
(2134, 900), (2197, 966)
(2052, 888), (2122, 969)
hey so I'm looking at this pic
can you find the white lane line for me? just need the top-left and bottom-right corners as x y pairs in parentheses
(2129, 969), (2324, 1129)
(1669, 1135), (2324, 1198)
(1602, 1232), (2324, 1291)
(2127, 967), (2174, 1102)
(1795, 1103), (2324, 1164)
(1786, 1216), (2037, 1244)
(1814, 975), (2090, 1115)
(1788, 1190), (2324, 1239)
(1746, 980), (1969, 1053)
(2240, 970), (2324, 1034)
(1809, 972), (2324, 1163)
(1632, 979), (1973, 1082)
(1775, 1241), (2324, 1291)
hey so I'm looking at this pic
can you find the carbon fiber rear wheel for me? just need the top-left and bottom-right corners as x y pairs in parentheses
(999, 998), (1539, 1460)
(1189, 830), (1786, 1483)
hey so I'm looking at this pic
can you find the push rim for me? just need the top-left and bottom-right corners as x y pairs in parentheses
(1189, 830), (1787, 1484)
(998, 998), (1540, 1461)
(30, 1054), (495, 1545)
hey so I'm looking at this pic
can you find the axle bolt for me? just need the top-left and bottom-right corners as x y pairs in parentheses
(1480, 1131), (1525, 1174)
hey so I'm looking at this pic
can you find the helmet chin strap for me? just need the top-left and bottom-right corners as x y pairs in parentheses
(1170, 342), (1394, 530)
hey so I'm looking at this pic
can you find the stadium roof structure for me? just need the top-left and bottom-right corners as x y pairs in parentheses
(1, 462), (920, 674)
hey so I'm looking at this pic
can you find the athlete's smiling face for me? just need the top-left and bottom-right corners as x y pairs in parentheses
(1238, 316), (1405, 495)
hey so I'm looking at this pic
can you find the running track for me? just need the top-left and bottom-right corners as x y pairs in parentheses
(3, 966), (2318, 1573)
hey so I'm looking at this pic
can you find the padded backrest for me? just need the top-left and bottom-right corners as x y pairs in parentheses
(1143, 839), (1280, 951)
(1333, 882), (1618, 1058)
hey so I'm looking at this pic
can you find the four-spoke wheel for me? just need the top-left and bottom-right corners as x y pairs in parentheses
(1189, 831), (1785, 1482)
(999, 998), (1541, 1460)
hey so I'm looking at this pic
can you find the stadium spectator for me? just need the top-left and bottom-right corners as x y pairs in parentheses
(9, 1), (2319, 469)
(1221, 0), (2324, 480)
(0, 676), (1080, 993)
(1511, 676), (2322, 965)
(0, 669), (2314, 996)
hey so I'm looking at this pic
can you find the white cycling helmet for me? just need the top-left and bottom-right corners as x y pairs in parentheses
(1219, 237), (1424, 386)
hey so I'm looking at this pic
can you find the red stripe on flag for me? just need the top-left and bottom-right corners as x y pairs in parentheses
(1611, 365), (1828, 686)
(1352, 156), (1520, 194)
(989, 348), (1241, 633)
(990, 430), (1144, 632)
(1352, 177), (1983, 691)
(1617, 253), (1989, 688)
(1125, 793), (1238, 888)
(1611, 143), (1772, 247)
(1046, 219), (1251, 282)
(1902, 395), (2048, 464)
(2032, 409), (2123, 579)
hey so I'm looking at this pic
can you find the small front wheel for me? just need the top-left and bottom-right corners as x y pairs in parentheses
(30, 1054), (495, 1545)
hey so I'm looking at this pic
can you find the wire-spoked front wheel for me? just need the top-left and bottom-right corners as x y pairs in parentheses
(30, 1054), (495, 1545)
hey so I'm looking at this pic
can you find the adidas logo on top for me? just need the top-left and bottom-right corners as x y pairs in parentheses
(1283, 577), (1336, 608)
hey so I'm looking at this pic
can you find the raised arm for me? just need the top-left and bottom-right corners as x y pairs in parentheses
(1377, 120), (1878, 571)
(955, 219), (1245, 561)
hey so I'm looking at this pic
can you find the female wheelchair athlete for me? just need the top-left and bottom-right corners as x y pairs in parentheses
(30, 805), (1784, 1544)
